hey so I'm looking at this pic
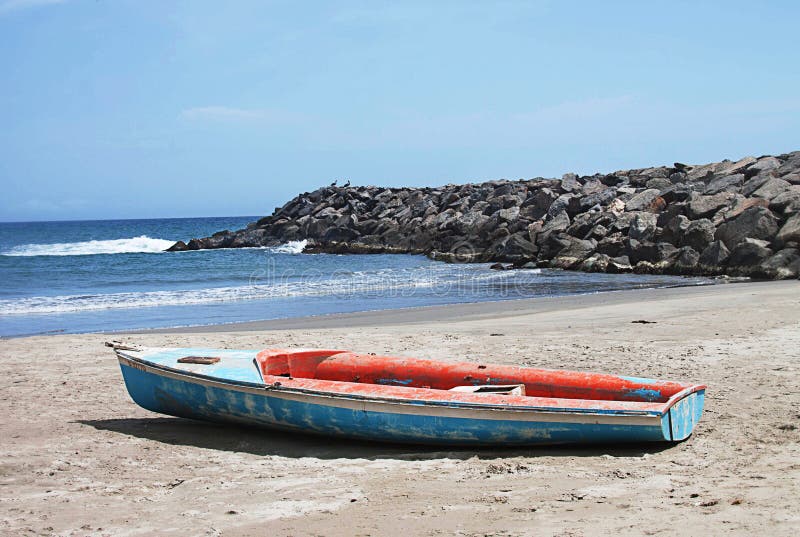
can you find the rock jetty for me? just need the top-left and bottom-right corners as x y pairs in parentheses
(168, 151), (800, 279)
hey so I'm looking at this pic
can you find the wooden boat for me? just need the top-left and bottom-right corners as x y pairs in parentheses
(110, 344), (706, 446)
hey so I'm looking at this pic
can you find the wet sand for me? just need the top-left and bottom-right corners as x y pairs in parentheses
(1, 280), (799, 536)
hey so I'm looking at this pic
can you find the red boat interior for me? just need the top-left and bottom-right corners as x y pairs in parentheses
(255, 349), (689, 403)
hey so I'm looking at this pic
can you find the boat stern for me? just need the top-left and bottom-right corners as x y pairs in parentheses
(661, 388), (706, 441)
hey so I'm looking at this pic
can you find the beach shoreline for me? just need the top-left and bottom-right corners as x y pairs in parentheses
(1, 280), (799, 535)
(132, 276), (749, 333)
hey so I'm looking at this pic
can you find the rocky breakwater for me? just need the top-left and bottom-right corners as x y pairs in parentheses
(168, 151), (800, 279)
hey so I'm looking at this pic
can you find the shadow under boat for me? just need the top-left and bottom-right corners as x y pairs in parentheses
(77, 417), (675, 461)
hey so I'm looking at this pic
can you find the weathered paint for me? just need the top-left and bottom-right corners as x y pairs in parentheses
(668, 390), (705, 441)
(114, 347), (706, 446)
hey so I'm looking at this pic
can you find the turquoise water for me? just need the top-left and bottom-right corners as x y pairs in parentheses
(0, 217), (713, 337)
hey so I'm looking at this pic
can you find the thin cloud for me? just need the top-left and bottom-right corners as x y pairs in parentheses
(181, 106), (304, 124)
(0, 0), (64, 15)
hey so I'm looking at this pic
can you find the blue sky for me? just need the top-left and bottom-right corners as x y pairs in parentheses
(1, 1), (798, 222)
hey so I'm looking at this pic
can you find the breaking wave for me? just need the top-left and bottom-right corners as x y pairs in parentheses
(3, 236), (176, 256)
(0, 264), (530, 315)
(269, 239), (308, 254)
(2, 237), (309, 257)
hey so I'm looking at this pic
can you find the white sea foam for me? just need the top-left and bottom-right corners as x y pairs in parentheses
(3, 235), (177, 256)
(0, 264), (536, 315)
(269, 239), (308, 254)
(2, 237), (310, 257)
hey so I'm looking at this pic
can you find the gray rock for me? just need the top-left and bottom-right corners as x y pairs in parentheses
(775, 153), (800, 177)
(495, 231), (538, 261)
(741, 174), (773, 197)
(783, 173), (800, 185)
(659, 183), (693, 203)
(748, 156), (781, 175)
(703, 174), (744, 195)
(717, 156), (757, 176)
(580, 187), (617, 210)
(607, 256), (633, 273)
(769, 188), (800, 215)
(776, 213), (800, 245)
(673, 246), (700, 273)
(699, 240), (730, 269)
(550, 237), (597, 269)
(625, 189), (661, 212)
(759, 248), (800, 279)
(560, 173), (581, 192)
(728, 238), (773, 268)
(752, 178), (791, 200)
(628, 212), (658, 241)
(581, 179), (605, 195)
(715, 206), (779, 248)
(687, 192), (734, 219)
(646, 177), (672, 191)
(682, 218), (715, 252)
(660, 215), (691, 245)
(538, 209), (567, 231)
(580, 253), (611, 272)
(496, 206), (520, 223)
(547, 194), (574, 218)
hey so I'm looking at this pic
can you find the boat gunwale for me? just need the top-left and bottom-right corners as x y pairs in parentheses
(115, 350), (702, 418)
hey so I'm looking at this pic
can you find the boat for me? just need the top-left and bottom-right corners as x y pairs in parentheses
(110, 343), (706, 446)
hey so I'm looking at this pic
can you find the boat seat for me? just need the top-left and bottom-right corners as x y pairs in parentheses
(255, 349), (348, 378)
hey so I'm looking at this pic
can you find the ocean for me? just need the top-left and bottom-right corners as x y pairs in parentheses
(0, 217), (714, 337)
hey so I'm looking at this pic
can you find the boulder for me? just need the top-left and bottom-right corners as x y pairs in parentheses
(717, 156), (757, 176)
(741, 175), (773, 197)
(580, 188), (617, 210)
(596, 233), (626, 257)
(672, 246), (700, 273)
(687, 192), (734, 219)
(681, 218), (715, 253)
(580, 253), (611, 272)
(769, 188), (800, 215)
(699, 240), (730, 269)
(540, 211), (571, 236)
(625, 189), (661, 212)
(496, 206), (520, 223)
(721, 196), (769, 221)
(522, 189), (558, 221)
(748, 156), (781, 176)
(660, 183), (693, 203)
(660, 214), (691, 245)
(752, 178), (791, 200)
(775, 153), (800, 177)
(715, 206), (779, 248)
(759, 248), (800, 279)
(606, 255), (633, 273)
(703, 174), (744, 195)
(550, 236), (597, 268)
(166, 240), (189, 252)
(495, 232), (538, 261)
(776, 213), (800, 245)
(646, 177), (672, 191)
(728, 238), (773, 268)
(560, 173), (581, 192)
(628, 212), (658, 241)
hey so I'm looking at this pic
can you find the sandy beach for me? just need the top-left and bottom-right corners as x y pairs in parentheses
(1, 280), (799, 536)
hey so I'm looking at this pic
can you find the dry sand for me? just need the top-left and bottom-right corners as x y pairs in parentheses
(1, 280), (799, 536)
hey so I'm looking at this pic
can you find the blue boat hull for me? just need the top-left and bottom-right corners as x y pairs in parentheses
(119, 359), (704, 446)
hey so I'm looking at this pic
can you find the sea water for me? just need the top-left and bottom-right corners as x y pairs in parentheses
(0, 217), (713, 337)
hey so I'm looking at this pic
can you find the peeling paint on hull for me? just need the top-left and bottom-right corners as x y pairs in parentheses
(115, 348), (706, 446)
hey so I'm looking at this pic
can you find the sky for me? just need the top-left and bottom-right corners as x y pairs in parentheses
(1, 1), (799, 222)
